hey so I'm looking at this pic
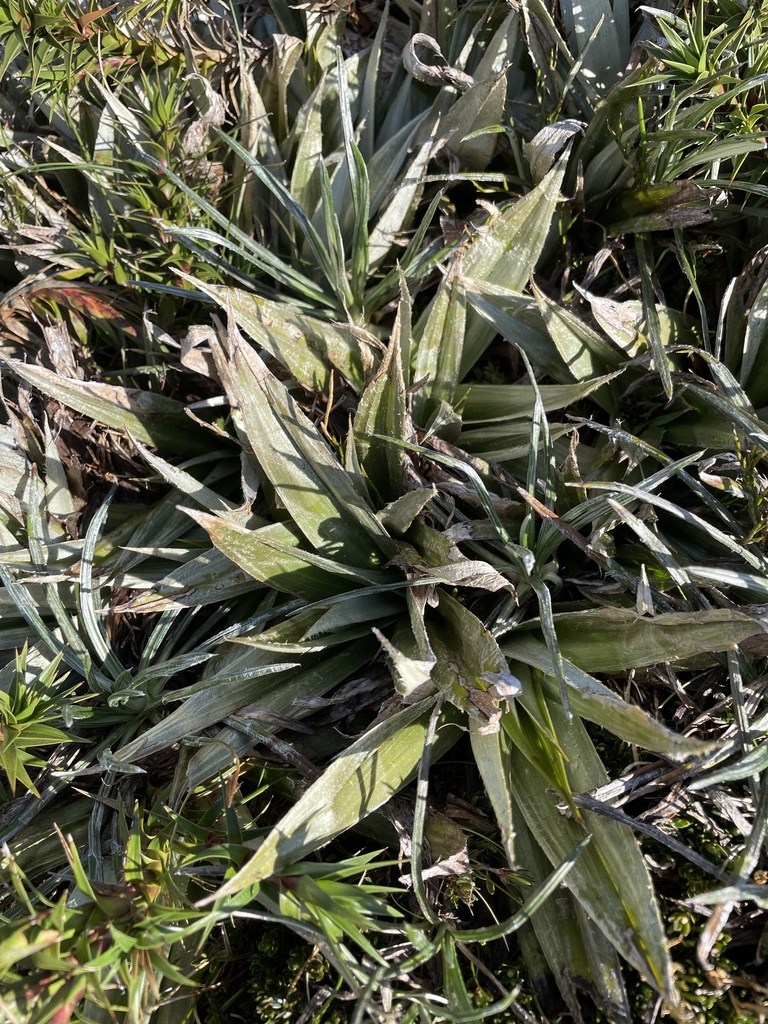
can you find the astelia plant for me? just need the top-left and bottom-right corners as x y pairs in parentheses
(2, 0), (768, 1021)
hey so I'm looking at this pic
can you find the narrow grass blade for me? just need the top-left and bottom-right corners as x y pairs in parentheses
(682, 383), (768, 452)
(130, 440), (243, 523)
(290, 78), (325, 222)
(505, 640), (712, 757)
(456, 837), (589, 942)
(105, 491), (197, 579)
(741, 277), (768, 405)
(530, 577), (570, 718)
(606, 498), (691, 589)
(113, 662), (298, 765)
(635, 233), (673, 400)
(25, 472), (94, 673)
(410, 695), (444, 924)
(359, 0), (388, 162)
(214, 127), (343, 307)
(164, 223), (332, 308)
(42, 416), (76, 523)
(686, 564), (768, 598)
(0, 565), (101, 689)
(337, 49), (370, 308)
(589, 479), (765, 570)
(78, 487), (125, 680)
(462, 282), (575, 382)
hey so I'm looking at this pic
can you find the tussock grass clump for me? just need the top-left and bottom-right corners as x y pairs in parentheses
(1, 0), (768, 1021)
